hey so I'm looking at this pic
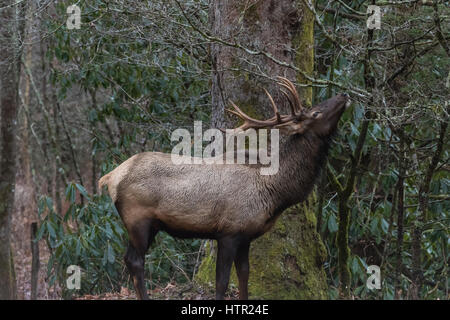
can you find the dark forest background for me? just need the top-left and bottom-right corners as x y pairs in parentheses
(0, 0), (448, 300)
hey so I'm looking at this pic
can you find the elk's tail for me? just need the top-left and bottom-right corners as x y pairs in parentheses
(98, 169), (122, 202)
(98, 154), (137, 202)
(98, 173), (112, 196)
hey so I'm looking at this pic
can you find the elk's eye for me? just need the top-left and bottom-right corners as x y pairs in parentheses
(312, 111), (321, 118)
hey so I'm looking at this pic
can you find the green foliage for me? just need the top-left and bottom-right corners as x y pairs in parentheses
(146, 234), (201, 285)
(37, 183), (127, 297)
(47, 0), (209, 167)
(314, 0), (449, 299)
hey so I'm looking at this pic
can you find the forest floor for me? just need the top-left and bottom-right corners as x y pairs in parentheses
(74, 283), (239, 300)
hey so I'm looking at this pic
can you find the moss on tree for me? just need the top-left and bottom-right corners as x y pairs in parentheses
(293, 0), (315, 107)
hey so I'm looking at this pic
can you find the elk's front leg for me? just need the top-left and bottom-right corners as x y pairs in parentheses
(234, 241), (250, 300)
(123, 218), (158, 300)
(215, 237), (238, 300)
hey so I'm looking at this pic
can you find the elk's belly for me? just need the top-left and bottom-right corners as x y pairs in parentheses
(153, 208), (220, 239)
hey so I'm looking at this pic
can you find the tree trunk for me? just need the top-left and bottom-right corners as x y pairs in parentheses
(196, 0), (328, 299)
(0, 0), (20, 300)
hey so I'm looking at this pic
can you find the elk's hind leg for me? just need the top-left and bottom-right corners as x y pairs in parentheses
(216, 236), (239, 300)
(124, 219), (158, 300)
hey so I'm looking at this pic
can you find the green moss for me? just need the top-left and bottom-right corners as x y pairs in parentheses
(293, 0), (315, 107)
(248, 201), (328, 299)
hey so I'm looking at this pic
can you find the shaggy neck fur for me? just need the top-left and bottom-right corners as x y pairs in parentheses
(264, 132), (331, 216)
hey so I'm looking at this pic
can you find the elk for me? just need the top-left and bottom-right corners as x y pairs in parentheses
(98, 77), (350, 300)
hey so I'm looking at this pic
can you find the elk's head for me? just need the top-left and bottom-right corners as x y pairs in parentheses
(227, 77), (350, 138)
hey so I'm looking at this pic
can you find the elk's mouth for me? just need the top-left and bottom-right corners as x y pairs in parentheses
(337, 93), (351, 109)
(327, 93), (349, 117)
(312, 93), (350, 137)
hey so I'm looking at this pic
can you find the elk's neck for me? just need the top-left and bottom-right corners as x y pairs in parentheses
(265, 133), (330, 214)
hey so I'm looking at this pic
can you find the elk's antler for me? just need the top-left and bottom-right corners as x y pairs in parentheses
(276, 76), (303, 114)
(227, 77), (305, 132)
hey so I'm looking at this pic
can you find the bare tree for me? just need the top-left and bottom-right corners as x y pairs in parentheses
(0, 0), (21, 300)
